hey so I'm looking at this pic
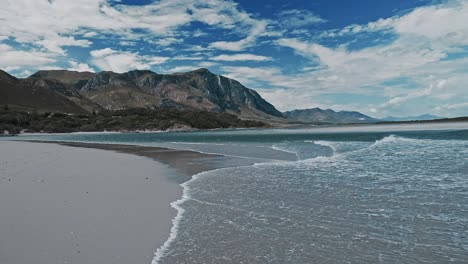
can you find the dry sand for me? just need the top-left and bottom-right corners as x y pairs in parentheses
(0, 141), (183, 264)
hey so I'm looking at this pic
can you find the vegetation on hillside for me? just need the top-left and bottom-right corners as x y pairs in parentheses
(376, 117), (468, 124)
(0, 107), (267, 135)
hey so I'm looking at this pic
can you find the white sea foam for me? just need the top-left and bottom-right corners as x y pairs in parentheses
(271, 143), (300, 160)
(300, 150), (342, 165)
(307, 140), (337, 153)
(163, 142), (286, 162)
(368, 135), (422, 148)
(152, 170), (202, 263)
(152, 163), (258, 263)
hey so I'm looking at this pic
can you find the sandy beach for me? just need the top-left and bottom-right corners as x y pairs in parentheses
(0, 141), (184, 264)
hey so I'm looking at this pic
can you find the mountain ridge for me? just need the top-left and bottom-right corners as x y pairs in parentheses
(381, 114), (444, 122)
(0, 68), (283, 120)
(284, 107), (378, 124)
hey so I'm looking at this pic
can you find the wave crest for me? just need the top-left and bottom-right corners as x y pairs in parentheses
(369, 135), (421, 148)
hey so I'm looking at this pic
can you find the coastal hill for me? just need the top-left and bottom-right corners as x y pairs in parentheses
(0, 70), (91, 114)
(0, 68), (283, 121)
(284, 107), (378, 124)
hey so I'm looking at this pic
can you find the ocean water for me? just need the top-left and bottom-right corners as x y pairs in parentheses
(12, 124), (468, 263)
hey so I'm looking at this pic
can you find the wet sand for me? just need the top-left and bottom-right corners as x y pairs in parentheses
(32, 141), (256, 183)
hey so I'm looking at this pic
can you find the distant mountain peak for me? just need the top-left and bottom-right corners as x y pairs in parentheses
(284, 107), (377, 124)
(191, 68), (211, 74)
(382, 114), (444, 122)
(29, 70), (96, 85)
(125, 69), (156, 76)
(0, 69), (19, 84)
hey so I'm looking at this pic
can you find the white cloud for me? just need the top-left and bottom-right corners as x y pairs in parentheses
(153, 37), (183, 46)
(211, 53), (272, 61)
(392, 1), (468, 46)
(434, 101), (468, 117)
(278, 9), (325, 29)
(221, 66), (286, 86)
(269, 1), (468, 115)
(208, 20), (269, 51)
(382, 79), (448, 107)
(439, 102), (468, 110)
(322, 0), (468, 46)
(90, 48), (169, 72)
(90, 48), (116, 58)
(0, 0), (269, 54)
(198, 61), (218, 68)
(257, 88), (322, 112)
(184, 45), (212, 52)
(82, 31), (98, 38)
(37, 35), (92, 54)
(165, 66), (200, 73)
(119, 40), (137, 46)
(165, 61), (218, 73)
(1, 0), (467, 117)
(220, 66), (330, 111)
(173, 55), (205, 61)
(192, 29), (207, 37)
(68, 61), (95, 72)
(0, 44), (56, 69)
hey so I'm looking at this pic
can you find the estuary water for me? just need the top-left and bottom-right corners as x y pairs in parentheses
(14, 123), (468, 263)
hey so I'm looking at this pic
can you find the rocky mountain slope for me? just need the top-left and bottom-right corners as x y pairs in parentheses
(284, 107), (378, 124)
(0, 68), (283, 120)
(0, 70), (89, 114)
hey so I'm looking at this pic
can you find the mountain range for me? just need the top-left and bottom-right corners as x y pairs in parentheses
(4, 68), (444, 126)
(283, 108), (378, 124)
(381, 114), (444, 122)
(0, 68), (283, 120)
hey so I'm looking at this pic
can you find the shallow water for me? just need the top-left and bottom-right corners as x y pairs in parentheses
(12, 124), (468, 263)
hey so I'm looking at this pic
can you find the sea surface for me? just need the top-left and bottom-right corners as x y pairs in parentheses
(12, 123), (468, 263)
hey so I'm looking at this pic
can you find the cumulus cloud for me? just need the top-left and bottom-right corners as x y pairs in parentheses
(267, 0), (468, 115)
(322, 0), (468, 45)
(0, 44), (56, 69)
(68, 61), (95, 72)
(0, 0), (269, 54)
(1, 0), (467, 117)
(90, 48), (169, 72)
(37, 35), (92, 54)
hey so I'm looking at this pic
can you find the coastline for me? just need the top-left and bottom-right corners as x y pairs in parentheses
(0, 139), (256, 264)
(31, 141), (258, 181)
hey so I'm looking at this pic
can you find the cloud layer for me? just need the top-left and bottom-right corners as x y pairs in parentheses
(0, 0), (467, 117)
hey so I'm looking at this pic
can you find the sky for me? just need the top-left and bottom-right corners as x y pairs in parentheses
(1, 0), (468, 118)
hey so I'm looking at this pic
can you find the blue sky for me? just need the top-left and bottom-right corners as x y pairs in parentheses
(1, 0), (468, 117)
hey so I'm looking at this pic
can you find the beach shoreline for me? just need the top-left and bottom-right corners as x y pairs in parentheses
(0, 141), (193, 264)
(0, 139), (257, 264)
(29, 140), (258, 180)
